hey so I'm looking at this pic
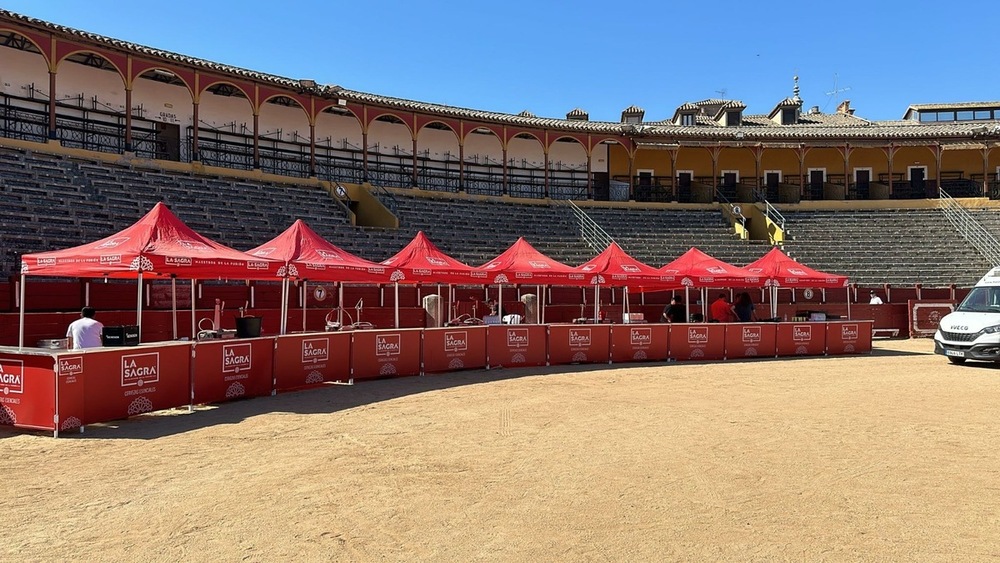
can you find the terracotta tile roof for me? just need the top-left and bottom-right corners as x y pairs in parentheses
(2, 9), (999, 144)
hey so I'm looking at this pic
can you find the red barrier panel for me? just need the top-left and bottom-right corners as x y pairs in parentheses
(724, 323), (777, 359)
(0, 352), (55, 431)
(610, 324), (670, 363)
(273, 332), (352, 390)
(423, 326), (487, 374)
(351, 329), (422, 380)
(670, 323), (727, 361)
(486, 325), (547, 368)
(193, 338), (274, 404)
(55, 354), (86, 432)
(908, 300), (955, 338)
(82, 344), (191, 424)
(826, 321), (873, 355)
(776, 323), (826, 357)
(548, 324), (611, 365)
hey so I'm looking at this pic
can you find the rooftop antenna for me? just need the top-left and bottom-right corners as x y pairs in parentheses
(715, 88), (728, 101)
(824, 73), (851, 112)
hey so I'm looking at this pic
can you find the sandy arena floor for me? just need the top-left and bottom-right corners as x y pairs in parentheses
(3, 338), (1000, 562)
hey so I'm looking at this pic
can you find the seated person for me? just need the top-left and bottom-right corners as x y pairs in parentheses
(66, 306), (104, 349)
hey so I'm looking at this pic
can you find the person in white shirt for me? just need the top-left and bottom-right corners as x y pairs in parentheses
(869, 291), (884, 305)
(66, 306), (104, 349)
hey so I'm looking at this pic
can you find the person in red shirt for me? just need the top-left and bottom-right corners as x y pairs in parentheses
(709, 293), (737, 323)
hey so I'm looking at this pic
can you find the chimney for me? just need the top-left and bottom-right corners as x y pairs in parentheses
(809, 106), (820, 115)
(837, 100), (854, 115)
(566, 108), (589, 121)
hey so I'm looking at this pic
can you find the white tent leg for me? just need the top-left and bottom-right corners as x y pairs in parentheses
(279, 278), (289, 335)
(594, 283), (601, 323)
(302, 280), (308, 333)
(190, 280), (196, 340)
(684, 286), (689, 323)
(395, 282), (400, 329)
(338, 283), (344, 325)
(171, 276), (178, 340)
(18, 273), (26, 350)
(136, 272), (144, 342)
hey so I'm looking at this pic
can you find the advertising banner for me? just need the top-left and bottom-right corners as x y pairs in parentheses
(776, 323), (826, 356)
(486, 325), (547, 368)
(82, 344), (190, 424)
(669, 323), (726, 361)
(548, 324), (611, 366)
(724, 323), (777, 359)
(351, 329), (422, 380)
(909, 300), (955, 338)
(193, 338), (274, 404)
(610, 324), (669, 363)
(56, 354), (86, 433)
(423, 326), (487, 374)
(826, 321), (873, 355)
(0, 353), (55, 431)
(273, 332), (352, 390)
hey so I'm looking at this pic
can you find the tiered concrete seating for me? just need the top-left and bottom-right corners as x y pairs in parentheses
(780, 208), (990, 287)
(582, 207), (769, 267)
(0, 147), (352, 276)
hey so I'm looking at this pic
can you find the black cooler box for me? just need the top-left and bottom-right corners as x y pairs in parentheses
(102, 325), (140, 346)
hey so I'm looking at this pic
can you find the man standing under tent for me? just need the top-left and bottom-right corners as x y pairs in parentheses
(710, 293), (738, 323)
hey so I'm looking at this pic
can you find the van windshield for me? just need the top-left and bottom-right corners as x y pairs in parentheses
(956, 286), (1000, 312)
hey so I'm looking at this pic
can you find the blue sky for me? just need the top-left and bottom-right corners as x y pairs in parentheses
(4, 1), (996, 122)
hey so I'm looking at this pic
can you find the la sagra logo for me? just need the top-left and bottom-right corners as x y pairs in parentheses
(121, 353), (159, 387)
(0, 360), (24, 394)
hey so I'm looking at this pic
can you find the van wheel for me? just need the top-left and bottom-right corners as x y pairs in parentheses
(948, 357), (966, 364)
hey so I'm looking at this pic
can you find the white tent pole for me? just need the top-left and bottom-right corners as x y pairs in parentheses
(338, 283), (344, 325)
(437, 283), (442, 327)
(624, 286), (630, 321)
(279, 278), (288, 335)
(302, 280), (308, 333)
(594, 283), (601, 323)
(190, 279), (196, 339)
(499, 284), (503, 321)
(539, 284), (544, 325)
(684, 286), (690, 323)
(394, 282), (400, 328)
(847, 288), (852, 320)
(171, 276), (178, 339)
(18, 273), (26, 350)
(771, 285), (778, 319)
(136, 272), (144, 342)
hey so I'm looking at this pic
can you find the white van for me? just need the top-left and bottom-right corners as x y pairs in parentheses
(934, 267), (1000, 364)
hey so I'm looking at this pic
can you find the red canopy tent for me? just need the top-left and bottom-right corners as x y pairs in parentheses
(380, 231), (487, 327)
(743, 246), (849, 289)
(657, 247), (762, 323)
(245, 219), (391, 333)
(743, 246), (850, 318)
(477, 237), (587, 323)
(18, 202), (283, 346)
(658, 247), (761, 288)
(21, 202), (281, 279)
(574, 241), (676, 321)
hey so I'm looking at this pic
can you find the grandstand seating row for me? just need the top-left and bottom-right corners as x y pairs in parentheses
(0, 145), (993, 288)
